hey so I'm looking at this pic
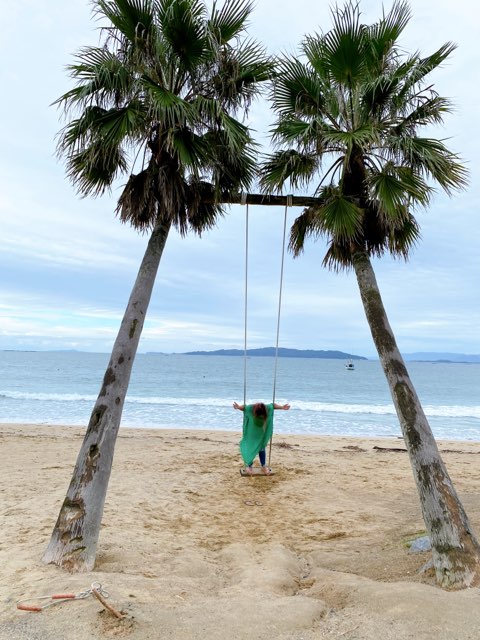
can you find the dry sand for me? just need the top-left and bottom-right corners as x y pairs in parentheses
(1, 423), (480, 639)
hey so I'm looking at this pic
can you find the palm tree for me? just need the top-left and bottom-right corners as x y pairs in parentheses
(42, 0), (273, 572)
(261, 0), (480, 588)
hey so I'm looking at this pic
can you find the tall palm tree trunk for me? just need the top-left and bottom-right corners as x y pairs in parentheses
(352, 250), (480, 588)
(42, 218), (171, 572)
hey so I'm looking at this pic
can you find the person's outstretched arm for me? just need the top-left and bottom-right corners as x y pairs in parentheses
(233, 402), (245, 411)
(273, 403), (290, 410)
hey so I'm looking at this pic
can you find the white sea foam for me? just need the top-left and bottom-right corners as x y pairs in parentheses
(2, 390), (480, 419)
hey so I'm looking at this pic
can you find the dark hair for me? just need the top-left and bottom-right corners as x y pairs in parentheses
(253, 402), (267, 419)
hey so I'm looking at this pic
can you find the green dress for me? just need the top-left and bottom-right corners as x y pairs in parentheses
(239, 403), (274, 466)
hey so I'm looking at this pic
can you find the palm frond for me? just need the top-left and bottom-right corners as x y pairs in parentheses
(58, 106), (109, 154)
(156, 0), (208, 69)
(368, 165), (432, 216)
(395, 95), (453, 132)
(169, 127), (209, 171)
(209, 0), (253, 44)
(321, 124), (378, 153)
(54, 47), (137, 111)
(399, 137), (468, 194)
(216, 112), (252, 152)
(319, 190), (364, 241)
(272, 58), (325, 117)
(272, 116), (316, 146)
(289, 207), (322, 256)
(67, 142), (128, 197)
(321, 1), (366, 86)
(202, 129), (257, 193)
(395, 42), (457, 104)
(205, 40), (273, 112)
(97, 101), (147, 146)
(97, 0), (157, 50)
(387, 212), (421, 259)
(226, 39), (274, 93)
(142, 76), (193, 126)
(260, 150), (318, 192)
(117, 166), (159, 229)
(185, 178), (224, 234)
(322, 240), (355, 271)
(364, 0), (410, 70)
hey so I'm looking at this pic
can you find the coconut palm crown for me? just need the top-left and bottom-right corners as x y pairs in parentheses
(261, 0), (467, 266)
(56, 0), (274, 235)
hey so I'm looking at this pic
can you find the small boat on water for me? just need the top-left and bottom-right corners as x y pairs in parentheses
(345, 361), (355, 370)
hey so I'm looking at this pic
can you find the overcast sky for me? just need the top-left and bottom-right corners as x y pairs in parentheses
(1, 0), (478, 358)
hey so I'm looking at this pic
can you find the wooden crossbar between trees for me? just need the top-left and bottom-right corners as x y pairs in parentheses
(208, 193), (320, 207)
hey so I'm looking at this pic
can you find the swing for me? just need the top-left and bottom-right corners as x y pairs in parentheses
(238, 194), (291, 477)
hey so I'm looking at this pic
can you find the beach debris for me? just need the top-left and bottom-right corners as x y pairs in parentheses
(407, 536), (432, 553)
(16, 582), (110, 613)
(373, 446), (407, 453)
(91, 585), (125, 619)
(275, 440), (294, 449)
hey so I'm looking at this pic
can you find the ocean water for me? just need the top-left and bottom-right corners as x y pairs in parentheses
(1, 350), (480, 441)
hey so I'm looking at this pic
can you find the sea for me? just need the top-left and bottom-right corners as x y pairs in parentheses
(1, 350), (480, 441)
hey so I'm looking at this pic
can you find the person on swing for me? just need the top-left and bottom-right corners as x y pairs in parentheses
(233, 401), (290, 475)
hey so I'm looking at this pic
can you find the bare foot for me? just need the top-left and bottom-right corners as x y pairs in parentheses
(261, 466), (271, 476)
(245, 465), (253, 476)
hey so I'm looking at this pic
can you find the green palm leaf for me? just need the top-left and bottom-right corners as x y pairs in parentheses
(368, 165), (432, 215)
(209, 0), (253, 43)
(263, 0), (467, 270)
(395, 42), (457, 105)
(169, 128), (209, 170)
(261, 150), (318, 192)
(157, 0), (208, 69)
(273, 58), (325, 117)
(364, 0), (410, 70)
(319, 191), (364, 240)
(56, 0), (270, 234)
(55, 48), (137, 111)
(396, 96), (452, 131)
(399, 137), (468, 193)
(97, 0), (157, 49)
(142, 76), (193, 126)
(319, 1), (366, 86)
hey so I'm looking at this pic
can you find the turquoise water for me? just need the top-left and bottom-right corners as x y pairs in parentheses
(1, 351), (480, 440)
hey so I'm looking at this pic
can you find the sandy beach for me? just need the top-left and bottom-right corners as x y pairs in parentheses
(1, 423), (480, 639)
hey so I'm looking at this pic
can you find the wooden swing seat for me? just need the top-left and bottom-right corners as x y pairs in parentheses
(240, 467), (275, 477)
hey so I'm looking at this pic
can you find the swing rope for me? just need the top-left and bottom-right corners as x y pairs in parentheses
(241, 194), (291, 468)
(272, 196), (290, 404)
(268, 196), (290, 465)
(242, 192), (249, 407)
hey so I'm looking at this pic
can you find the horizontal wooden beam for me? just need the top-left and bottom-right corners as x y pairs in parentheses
(211, 193), (320, 207)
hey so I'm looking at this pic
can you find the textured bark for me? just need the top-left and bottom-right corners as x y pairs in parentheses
(352, 250), (480, 588)
(42, 219), (171, 572)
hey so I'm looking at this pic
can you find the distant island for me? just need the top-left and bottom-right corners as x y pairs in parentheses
(402, 352), (480, 364)
(181, 347), (368, 360)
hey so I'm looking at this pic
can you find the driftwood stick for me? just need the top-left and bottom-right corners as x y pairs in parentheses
(92, 588), (124, 619)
